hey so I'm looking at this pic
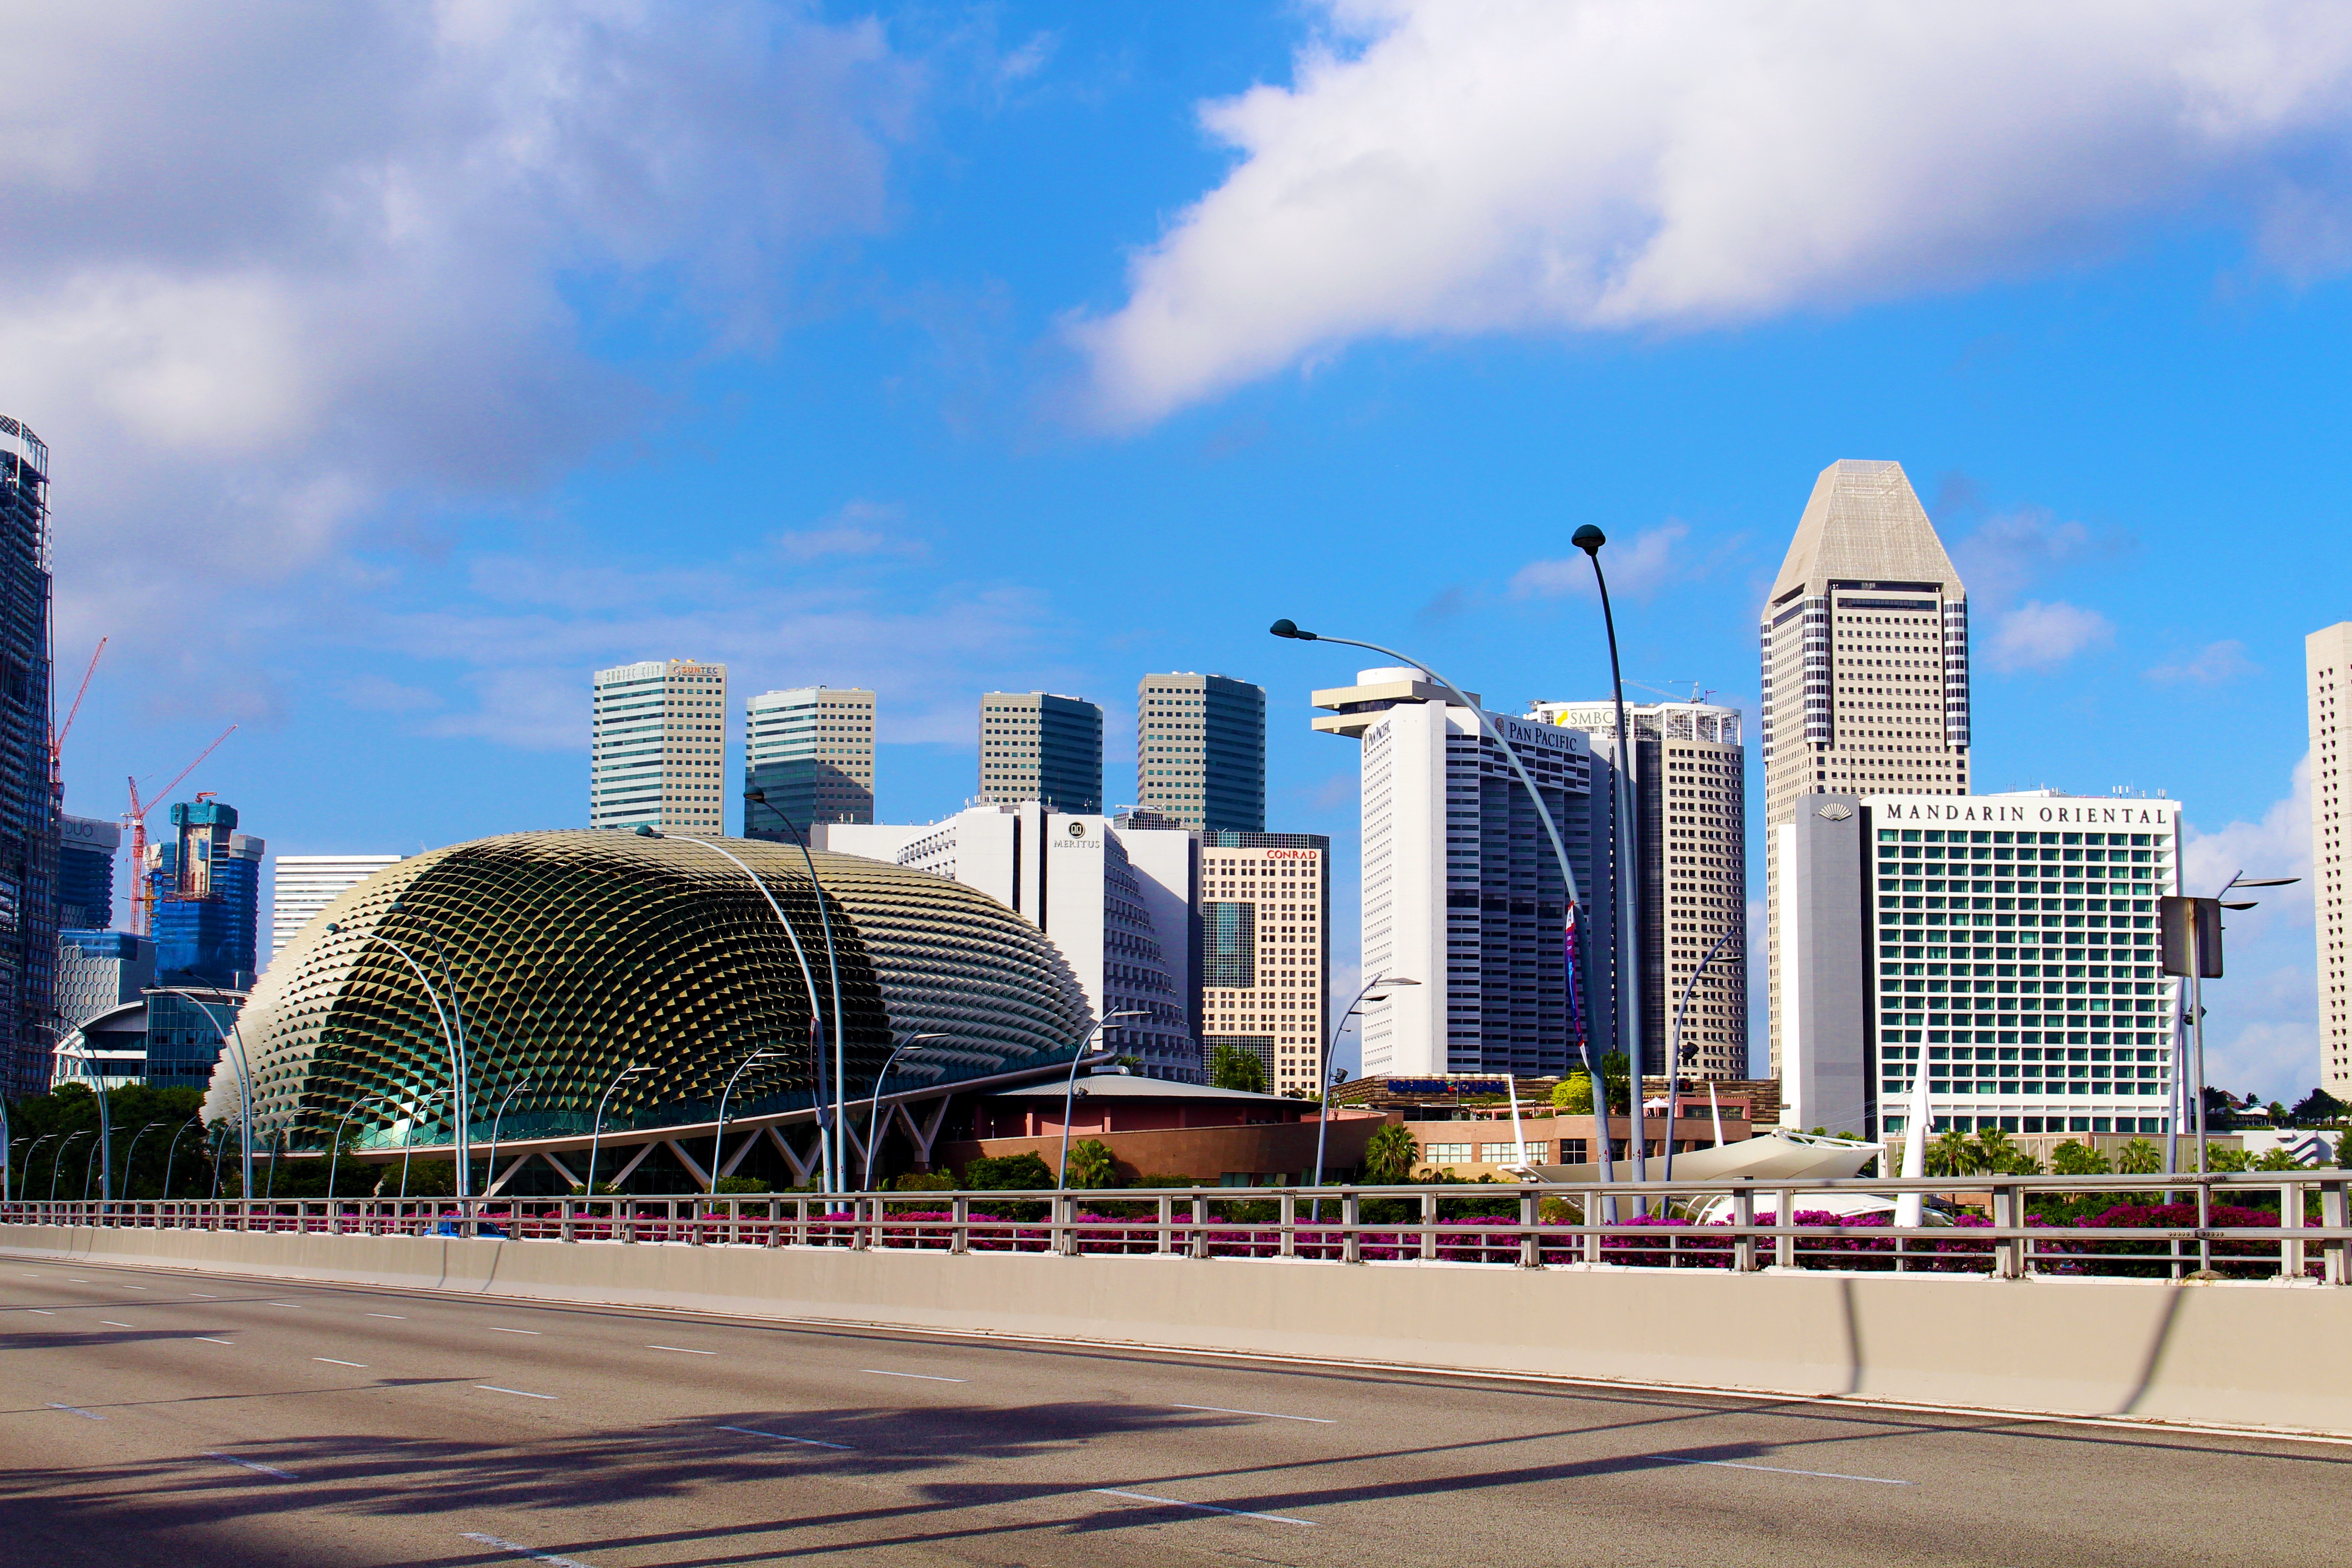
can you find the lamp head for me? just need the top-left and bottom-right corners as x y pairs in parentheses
(1573, 524), (1607, 557)
(2222, 901), (2256, 910)
(2236, 876), (2298, 887)
(635, 824), (659, 837)
(1268, 618), (1316, 641)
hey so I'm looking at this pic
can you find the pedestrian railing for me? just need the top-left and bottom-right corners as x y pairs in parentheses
(4, 1173), (2346, 1283)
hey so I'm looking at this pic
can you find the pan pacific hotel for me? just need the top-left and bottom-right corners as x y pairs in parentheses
(1777, 789), (2184, 1142)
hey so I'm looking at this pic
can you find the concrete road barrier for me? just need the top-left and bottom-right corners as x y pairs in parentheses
(7, 1222), (2347, 1438)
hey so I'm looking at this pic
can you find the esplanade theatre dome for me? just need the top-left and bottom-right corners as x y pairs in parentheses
(205, 830), (1091, 1153)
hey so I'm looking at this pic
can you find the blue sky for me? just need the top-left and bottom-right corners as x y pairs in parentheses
(11, 2), (2350, 1096)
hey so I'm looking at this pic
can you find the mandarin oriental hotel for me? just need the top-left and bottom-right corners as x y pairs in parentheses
(1777, 790), (2183, 1142)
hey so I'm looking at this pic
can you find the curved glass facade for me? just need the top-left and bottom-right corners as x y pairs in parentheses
(204, 831), (1092, 1151)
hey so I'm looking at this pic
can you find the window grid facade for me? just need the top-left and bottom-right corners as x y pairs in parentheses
(2312, 624), (2351, 1098)
(591, 659), (727, 834)
(746, 686), (875, 836)
(979, 691), (1102, 813)
(1137, 672), (1265, 831)
(1197, 833), (1329, 1096)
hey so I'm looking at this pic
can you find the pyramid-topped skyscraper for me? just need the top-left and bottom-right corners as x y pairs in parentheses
(1760, 460), (1970, 1079)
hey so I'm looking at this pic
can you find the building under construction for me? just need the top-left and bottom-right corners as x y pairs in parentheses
(0, 416), (56, 1097)
(149, 799), (264, 991)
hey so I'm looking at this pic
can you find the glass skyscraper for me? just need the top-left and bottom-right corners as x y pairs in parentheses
(591, 659), (729, 833)
(978, 691), (1102, 813)
(1137, 672), (1265, 831)
(0, 416), (56, 1097)
(150, 799), (265, 990)
(746, 685), (874, 835)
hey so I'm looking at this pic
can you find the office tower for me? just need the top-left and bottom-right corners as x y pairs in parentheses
(1529, 699), (1748, 1080)
(149, 800), (265, 989)
(979, 692), (1102, 813)
(1761, 459), (1970, 1083)
(821, 804), (1199, 1080)
(590, 658), (728, 833)
(1137, 673), (1266, 831)
(270, 854), (404, 959)
(1196, 833), (1330, 1095)
(746, 686), (875, 836)
(57, 929), (154, 1029)
(2313, 624), (2352, 1097)
(1313, 668), (1601, 1078)
(1776, 789), (2180, 1140)
(59, 814), (119, 930)
(0, 416), (54, 1097)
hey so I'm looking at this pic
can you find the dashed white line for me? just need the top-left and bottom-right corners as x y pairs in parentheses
(862, 1369), (965, 1382)
(119, 1286), (148, 1292)
(25, 1309), (54, 1316)
(195, 1337), (234, 1346)
(648, 1345), (714, 1355)
(44, 1403), (104, 1421)
(366, 1313), (406, 1320)
(1169, 1403), (1334, 1424)
(266, 1302), (302, 1308)
(486, 1327), (541, 1336)
(1655, 1456), (1914, 1485)
(206, 1452), (299, 1480)
(476, 1386), (557, 1400)
(1090, 1488), (1316, 1526)
(461, 1532), (595, 1568)
(98, 1321), (133, 1328)
(190, 1293), (219, 1299)
(718, 1424), (852, 1450)
(68, 1279), (88, 1283)
(314, 1357), (368, 1368)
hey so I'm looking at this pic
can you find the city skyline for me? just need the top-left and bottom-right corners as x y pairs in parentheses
(15, 7), (2345, 1102)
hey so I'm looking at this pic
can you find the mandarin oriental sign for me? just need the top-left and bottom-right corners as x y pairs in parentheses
(1872, 797), (2176, 826)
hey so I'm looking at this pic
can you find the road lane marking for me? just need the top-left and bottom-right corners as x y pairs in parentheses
(862, 1369), (965, 1382)
(206, 1452), (299, 1480)
(486, 1327), (541, 1336)
(476, 1386), (557, 1400)
(266, 1302), (302, 1308)
(1090, 1488), (1316, 1526)
(68, 1278), (88, 1282)
(1656, 1456), (1913, 1485)
(26, 1309), (54, 1316)
(461, 1532), (596, 1568)
(1169, 1404), (1334, 1424)
(195, 1337), (234, 1346)
(718, 1425), (852, 1450)
(120, 1286), (148, 1291)
(367, 1313), (406, 1320)
(648, 1345), (714, 1355)
(44, 1403), (104, 1421)
(99, 1321), (133, 1328)
(314, 1357), (368, 1368)
(190, 1293), (219, 1298)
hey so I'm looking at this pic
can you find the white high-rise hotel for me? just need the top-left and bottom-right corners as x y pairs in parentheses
(590, 659), (728, 834)
(270, 855), (403, 960)
(1762, 460), (1972, 1077)
(2312, 624), (2352, 1098)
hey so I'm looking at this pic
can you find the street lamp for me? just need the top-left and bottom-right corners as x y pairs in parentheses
(2180, 872), (2298, 1178)
(328, 911), (472, 1199)
(328, 1096), (391, 1200)
(865, 1034), (951, 1191)
(711, 1049), (784, 1194)
(162, 1117), (203, 1201)
(49, 1132), (88, 1202)
(585, 1063), (650, 1198)
(114, 1120), (164, 1203)
(19, 1134), (54, 1205)
(745, 790), (853, 1194)
(1310, 975), (1418, 1220)
(53, 1032), (115, 1200)
(1269, 618), (1617, 1191)
(153, 987), (257, 1200)
(1662, 925), (1739, 1184)
(482, 1079), (539, 1199)
(1058, 1013), (1149, 1191)
(635, 825), (836, 1193)
(1570, 525), (1645, 1180)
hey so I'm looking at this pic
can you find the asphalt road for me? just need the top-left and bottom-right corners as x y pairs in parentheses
(1, 1254), (2343, 1567)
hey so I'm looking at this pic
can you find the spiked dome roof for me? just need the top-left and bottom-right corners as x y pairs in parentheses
(205, 830), (1093, 1152)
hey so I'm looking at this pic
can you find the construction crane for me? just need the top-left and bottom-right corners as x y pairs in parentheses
(125, 726), (235, 937)
(49, 638), (105, 796)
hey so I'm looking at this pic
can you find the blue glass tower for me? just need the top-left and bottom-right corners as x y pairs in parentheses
(0, 416), (55, 1097)
(152, 799), (264, 990)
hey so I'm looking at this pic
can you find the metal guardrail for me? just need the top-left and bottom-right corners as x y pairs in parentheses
(5, 1173), (2346, 1282)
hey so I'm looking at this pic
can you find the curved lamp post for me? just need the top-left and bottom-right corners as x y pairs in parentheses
(331, 910), (471, 1199)
(54, 1034), (115, 1200)
(0, 1095), (9, 1204)
(2183, 872), (2298, 1179)
(19, 1134), (54, 1205)
(49, 1132), (88, 1202)
(1270, 617), (1620, 1194)
(1058, 1013), (1147, 1192)
(864, 1034), (950, 1191)
(162, 1117), (203, 1201)
(328, 1095), (391, 1200)
(585, 1063), (649, 1197)
(636, 826), (835, 1193)
(1662, 925), (1739, 1185)
(482, 1079), (538, 1199)
(745, 790), (853, 1194)
(115, 1120), (164, 1203)
(1310, 975), (1418, 1221)
(1569, 525), (1645, 1172)
(153, 987), (257, 1200)
(711, 1049), (783, 1195)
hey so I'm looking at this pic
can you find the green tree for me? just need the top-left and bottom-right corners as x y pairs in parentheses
(1924, 1129), (1979, 1177)
(2050, 1140), (2113, 1176)
(1361, 1123), (1419, 1184)
(2289, 1087), (2347, 1125)
(2202, 1143), (2251, 1172)
(962, 1152), (1054, 1190)
(1208, 1043), (1267, 1094)
(1064, 1138), (1117, 1189)
(1550, 1073), (1593, 1114)
(2252, 1147), (2305, 1171)
(889, 1171), (956, 1192)
(1972, 1127), (2024, 1174)
(2113, 1137), (2163, 1176)
(713, 1175), (771, 1194)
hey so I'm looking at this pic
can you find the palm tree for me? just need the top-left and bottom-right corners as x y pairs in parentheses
(1924, 1128), (1979, 1177)
(1972, 1127), (2021, 1174)
(1361, 1123), (1419, 1185)
(1065, 1138), (1117, 1190)
(2114, 1137), (2162, 1176)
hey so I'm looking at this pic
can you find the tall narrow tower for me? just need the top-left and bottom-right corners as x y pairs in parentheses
(1137, 672), (1265, 831)
(0, 416), (55, 1097)
(590, 659), (729, 834)
(1761, 461), (1969, 1079)
(2311, 623), (2352, 1098)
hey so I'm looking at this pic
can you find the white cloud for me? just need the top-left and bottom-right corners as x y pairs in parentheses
(1073, 1), (2352, 425)
(1510, 523), (1685, 602)
(1952, 506), (2132, 609)
(1983, 601), (2115, 672)
(1, 2), (919, 689)
(2146, 639), (2260, 686)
